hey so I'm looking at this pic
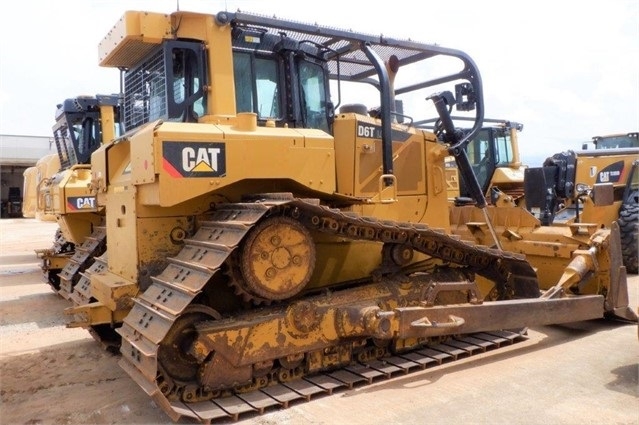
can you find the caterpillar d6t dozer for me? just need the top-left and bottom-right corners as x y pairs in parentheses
(67, 9), (635, 422)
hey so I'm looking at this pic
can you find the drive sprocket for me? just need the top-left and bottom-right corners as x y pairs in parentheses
(238, 216), (316, 301)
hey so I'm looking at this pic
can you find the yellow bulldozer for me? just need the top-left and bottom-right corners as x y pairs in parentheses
(22, 153), (60, 220)
(25, 94), (124, 345)
(444, 119), (526, 206)
(55, 9), (636, 423)
(30, 95), (120, 292)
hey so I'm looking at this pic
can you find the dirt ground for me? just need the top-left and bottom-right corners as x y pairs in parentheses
(1, 218), (637, 425)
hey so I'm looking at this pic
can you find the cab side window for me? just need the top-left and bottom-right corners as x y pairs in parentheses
(298, 61), (329, 132)
(234, 52), (282, 119)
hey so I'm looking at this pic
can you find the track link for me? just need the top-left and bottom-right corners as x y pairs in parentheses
(122, 330), (526, 423)
(57, 226), (107, 299)
(35, 229), (75, 291)
(117, 196), (539, 422)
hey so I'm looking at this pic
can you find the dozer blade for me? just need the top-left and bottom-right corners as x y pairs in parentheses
(605, 222), (637, 322)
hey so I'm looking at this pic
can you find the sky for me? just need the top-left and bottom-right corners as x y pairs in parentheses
(0, 0), (637, 166)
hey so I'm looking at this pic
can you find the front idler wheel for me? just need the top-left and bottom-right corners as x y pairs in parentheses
(157, 305), (221, 384)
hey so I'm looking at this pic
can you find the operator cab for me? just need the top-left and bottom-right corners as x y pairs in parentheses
(122, 41), (207, 130)
(456, 122), (522, 199)
(52, 95), (121, 168)
(122, 29), (332, 133)
(466, 127), (516, 191)
(231, 27), (332, 132)
(592, 132), (639, 149)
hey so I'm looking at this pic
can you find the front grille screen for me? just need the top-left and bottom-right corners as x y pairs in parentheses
(123, 48), (167, 130)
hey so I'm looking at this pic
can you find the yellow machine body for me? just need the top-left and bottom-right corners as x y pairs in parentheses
(449, 205), (624, 297)
(89, 114), (450, 298)
(561, 149), (639, 224)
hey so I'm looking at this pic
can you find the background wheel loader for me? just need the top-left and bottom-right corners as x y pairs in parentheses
(524, 139), (639, 273)
(446, 126), (638, 274)
(582, 132), (637, 273)
(51, 9), (637, 423)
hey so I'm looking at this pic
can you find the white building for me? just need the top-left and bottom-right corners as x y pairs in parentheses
(0, 134), (55, 217)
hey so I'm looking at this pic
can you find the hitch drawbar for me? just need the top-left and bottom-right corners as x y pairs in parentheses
(392, 296), (604, 339)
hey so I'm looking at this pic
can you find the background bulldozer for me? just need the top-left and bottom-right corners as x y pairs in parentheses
(49, 9), (637, 423)
(22, 153), (60, 220)
(29, 95), (121, 294)
(444, 119), (526, 206)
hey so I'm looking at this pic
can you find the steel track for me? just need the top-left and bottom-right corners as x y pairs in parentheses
(121, 329), (526, 423)
(57, 226), (106, 299)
